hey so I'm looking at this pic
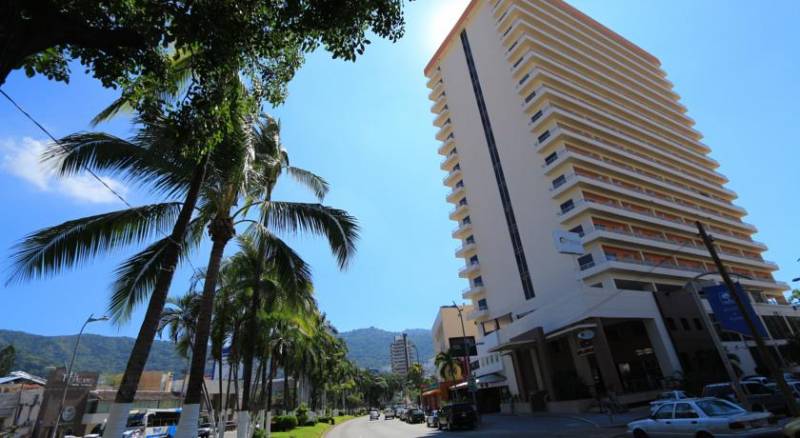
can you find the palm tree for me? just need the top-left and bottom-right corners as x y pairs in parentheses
(227, 119), (358, 437)
(435, 350), (461, 383)
(158, 290), (202, 360)
(6, 106), (215, 437)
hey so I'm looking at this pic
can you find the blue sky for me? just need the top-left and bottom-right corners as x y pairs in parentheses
(1, 0), (798, 339)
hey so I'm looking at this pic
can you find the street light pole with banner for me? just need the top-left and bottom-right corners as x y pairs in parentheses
(702, 283), (769, 338)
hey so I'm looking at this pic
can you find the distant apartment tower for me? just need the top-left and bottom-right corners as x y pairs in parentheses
(426, 0), (793, 404)
(389, 335), (415, 375)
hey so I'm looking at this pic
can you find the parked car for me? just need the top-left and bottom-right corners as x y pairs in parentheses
(383, 409), (395, 420)
(767, 381), (800, 398)
(395, 407), (406, 421)
(406, 409), (425, 424)
(425, 410), (439, 428)
(628, 398), (779, 438)
(703, 382), (790, 413)
(197, 423), (213, 438)
(369, 410), (380, 421)
(742, 375), (772, 385)
(650, 390), (692, 415)
(438, 403), (477, 431)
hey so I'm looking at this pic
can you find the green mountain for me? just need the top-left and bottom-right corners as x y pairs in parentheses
(0, 329), (187, 378)
(338, 327), (433, 371)
(0, 327), (433, 379)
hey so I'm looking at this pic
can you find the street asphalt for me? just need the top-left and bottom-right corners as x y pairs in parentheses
(324, 415), (629, 438)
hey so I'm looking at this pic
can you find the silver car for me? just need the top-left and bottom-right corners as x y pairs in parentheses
(628, 397), (780, 437)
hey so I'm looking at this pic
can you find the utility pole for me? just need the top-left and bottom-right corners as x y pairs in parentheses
(684, 280), (749, 409)
(696, 221), (799, 416)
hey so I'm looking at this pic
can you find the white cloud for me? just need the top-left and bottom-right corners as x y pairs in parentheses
(1, 137), (128, 204)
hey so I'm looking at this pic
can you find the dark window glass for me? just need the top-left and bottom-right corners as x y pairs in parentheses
(545, 152), (558, 165)
(577, 254), (594, 270)
(666, 318), (677, 330)
(680, 318), (691, 330)
(560, 199), (575, 213)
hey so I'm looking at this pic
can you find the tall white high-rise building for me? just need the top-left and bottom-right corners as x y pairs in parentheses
(426, 0), (795, 407)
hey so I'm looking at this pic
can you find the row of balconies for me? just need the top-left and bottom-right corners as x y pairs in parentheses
(580, 224), (778, 272)
(539, 121), (728, 192)
(558, 197), (766, 251)
(504, 22), (693, 136)
(544, 143), (736, 207)
(491, 0), (671, 95)
(550, 172), (753, 232)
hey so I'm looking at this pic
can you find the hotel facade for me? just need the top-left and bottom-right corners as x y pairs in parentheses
(426, 0), (796, 408)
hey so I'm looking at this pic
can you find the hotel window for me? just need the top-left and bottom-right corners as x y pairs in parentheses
(577, 254), (594, 270)
(569, 225), (584, 237)
(449, 147), (458, 156)
(666, 317), (677, 330)
(465, 235), (475, 245)
(459, 198), (468, 206)
(531, 110), (543, 124)
(537, 130), (551, 143)
(560, 199), (575, 213)
(693, 318), (703, 330)
(512, 56), (524, 68)
(446, 132), (455, 140)
(680, 318), (691, 330)
(544, 151), (558, 165)
(462, 216), (471, 225)
(477, 299), (488, 310)
(473, 276), (484, 287)
(552, 174), (567, 189)
(525, 91), (536, 103)
(469, 255), (479, 265)
(453, 163), (461, 171)
(455, 180), (464, 188)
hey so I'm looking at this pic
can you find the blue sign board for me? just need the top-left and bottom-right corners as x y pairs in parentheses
(703, 283), (768, 338)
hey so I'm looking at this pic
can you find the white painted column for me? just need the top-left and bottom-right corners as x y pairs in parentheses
(101, 402), (132, 438)
(173, 403), (201, 438)
(644, 318), (683, 377)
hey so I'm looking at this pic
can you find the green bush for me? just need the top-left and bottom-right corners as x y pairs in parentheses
(253, 429), (267, 438)
(317, 416), (335, 425)
(271, 415), (298, 432)
(295, 403), (309, 426)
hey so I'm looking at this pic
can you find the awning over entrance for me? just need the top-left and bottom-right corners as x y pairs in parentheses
(449, 373), (506, 390)
(421, 388), (440, 397)
(488, 322), (597, 353)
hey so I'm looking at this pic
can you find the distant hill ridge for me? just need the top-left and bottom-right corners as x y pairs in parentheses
(338, 327), (433, 371)
(0, 327), (432, 377)
(0, 329), (187, 378)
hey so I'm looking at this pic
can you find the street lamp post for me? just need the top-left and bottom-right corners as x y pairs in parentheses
(51, 314), (108, 438)
(452, 302), (478, 413)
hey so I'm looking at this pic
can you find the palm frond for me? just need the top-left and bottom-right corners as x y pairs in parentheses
(108, 217), (206, 323)
(90, 96), (134, 126)
(265, 202), (359, 269)
(7, 203), (183, 285)
(286, 166), (329, 201)
(46, 132), (191, 196)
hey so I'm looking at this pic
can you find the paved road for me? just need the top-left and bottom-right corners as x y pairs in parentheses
(325, 415), (628, 438)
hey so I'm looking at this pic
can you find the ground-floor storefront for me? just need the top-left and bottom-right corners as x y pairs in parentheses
(492, 317), (678, 413)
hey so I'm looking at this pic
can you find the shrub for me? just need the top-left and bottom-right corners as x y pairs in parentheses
(295, 403), (309, 426)
(253, 429), (267, 438)
(271, 415), (298, 432)
(318, 416), (335, 425)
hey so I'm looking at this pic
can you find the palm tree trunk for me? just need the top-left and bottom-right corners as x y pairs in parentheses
(282, 370), (289, 413)
(103, 155), (208, 438)
(265, 354), (276, 423)
(175, 217), (234, 438)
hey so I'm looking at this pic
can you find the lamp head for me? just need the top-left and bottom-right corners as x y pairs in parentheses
(88, 315), (110, 323)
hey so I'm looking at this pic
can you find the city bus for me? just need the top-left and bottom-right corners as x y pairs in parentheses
(124, 408), (182, 438)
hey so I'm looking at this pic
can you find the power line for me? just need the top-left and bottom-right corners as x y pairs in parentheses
(0, 87), (200, 274)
